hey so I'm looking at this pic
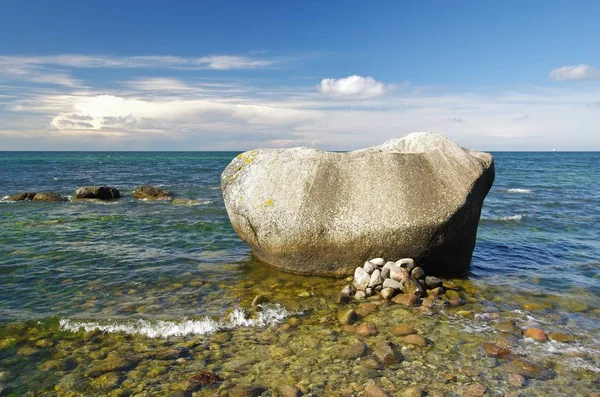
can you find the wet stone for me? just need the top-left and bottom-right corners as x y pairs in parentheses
(429, 287), (444, 297)
(460, 384), (487, 397)
(403, 387), (424, 397)
(411, 266), (425, 280)
(380, 287), (396, 300)
(356, 322), (378, 337)
(548, 332), (576, 343)
(354, 267), (371, 290)
(374, 343), (397, 365)
(424, 276), (443, 289)
(507, 357), (554, 380)
(494, 320), (523, 336)
(390, 265), (409, 282)
(228, 385), (267, 397)
(401, 278), (423, 296)
(382, 278), (402, 290)
(339, 342), (367, 359)
(337, 308), (358, 325)
(481, 342), (512, 358)
(391, 293), (421, 307)
(401, 334), (427, 347)
(524, 327), (547, 342)
(390, 324), (416, 336)
(251, 293), (269, 306)
(508, 373), (526, 388)
(364, 384), (389, 397)
(91, 372), (122, 392)
(278, 385), (301, 397)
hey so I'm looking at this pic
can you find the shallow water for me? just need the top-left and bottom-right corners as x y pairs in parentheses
(0, 151), (599, 396)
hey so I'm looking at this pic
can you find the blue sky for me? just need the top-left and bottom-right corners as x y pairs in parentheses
(1, 0), (599, 150)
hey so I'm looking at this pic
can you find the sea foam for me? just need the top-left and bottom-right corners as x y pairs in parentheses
(504, 188), (534, 194)
(481, 214), (523, 222)
(59, 304), (296, 338)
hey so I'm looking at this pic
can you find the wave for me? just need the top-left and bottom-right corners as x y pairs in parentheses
(59, 304), (296, 338)
(480, 214), (523, 222)
(505, 188), (534, 194)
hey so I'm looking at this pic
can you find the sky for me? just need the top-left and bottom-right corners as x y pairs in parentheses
(1, 0), (599, 151)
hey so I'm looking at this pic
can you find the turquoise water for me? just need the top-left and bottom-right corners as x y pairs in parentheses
(0, 151), (599, 395)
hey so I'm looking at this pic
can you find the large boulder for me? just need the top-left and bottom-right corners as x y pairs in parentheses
(32, 192), (68, 202)
(132, 185), (173, 200)
(5, 192), (36, 201)
(74, 186), (120, 200)
(221, 132), (494, 276)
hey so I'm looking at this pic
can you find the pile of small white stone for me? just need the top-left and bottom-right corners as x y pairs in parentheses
(342, 257), (444, 301)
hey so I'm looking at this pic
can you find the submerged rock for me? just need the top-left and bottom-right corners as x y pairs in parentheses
(32, 191), (68, 202)
(507, 357), (554, 380)
(5, 192), (36, 201)
(74, 186), (120, 200)
(133, 185), (173, 200)
(221, 132), (494, 276)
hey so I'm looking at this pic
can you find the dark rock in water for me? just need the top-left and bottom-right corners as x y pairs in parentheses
(228, 385), (267, 397)
(392, 293), (421, 307)
(364, 384), (389, 397)
(339, 342), (367, 359)
(400, 278), (423, 296)
(507, 357), (554, 380)
(494, 320), (523, 336)
(32, 192), (68, 202)
(337, 308), (358, 325)
(221, 133), (494, 276)
(380, 287), (396, 300)
(133, 185), (173, 200)
(74, 186), (120, 200)
(6, 192), (36, 201)
(373, 343), (397, 365)
(251, 293), (269, 306)
(356, 322), (378, 336)
(481, 342), (512, 358)
(186, 371), (217, 390)
(424, 276), (443, 289)
(278, 385), (301, 397)
(338, 293), (352, 304)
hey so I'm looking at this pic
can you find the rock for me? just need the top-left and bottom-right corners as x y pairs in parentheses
(411, 267), (425, 279)
(494, 320), (523, 336)
(338, 293), (352, 304)
(186, 371), (217, 390)
(364, 384), (388, 397)
(447, 297), (463, 307)
(382, 279), (403, 290)
(507, 357), (554, 380)
(442, 280), (458, 290)
(355, 291), (366, 300)
(228, 385), (267, 397)
(389, 265), (409, 282)
(390, 324), (416, 336)
(373, 343), (397, 365)
(5, 192), (36, 201)
(221, 133), (494, 276)
(90, 372), (122, 392)
(339, 342), (367, 359)
(86, 353), (138, 377)
(401, 334), (427, 347)
(278, 385), (301, 397)
(380, 288), (396, 300)
(370, 258), (386, 266)
(521, 302), (552, 311)
(508, 373), (526, 388)
(548, 332), (575, 343)
(444, 290), (461, 300)
(132, 185), (173, 200)
(396, 258), (415, 272)
(424, 276), (443, 289)
(74, 186), (120, 200)
(337, 309), (358, 325)
(251, 294), (269, 306)
(481, 342), (512, 358)
(381, 266), (391, 279)
(341, 285), (355, 295)
(354, 267), (371, 291)
(524, 327), (547, 342)
(356, 323), (378, 337)
(364, 261), (378, 274)
(365, 287), (373, 296)
(369, 269), (384, 288)
(32, 191), (68, 202)
(391, 294), (421, 307)
(459, 384), (487, 397)
(400, 278), (423, 296)
(429, 286), (444, 297)
(402, 387), (424, 397)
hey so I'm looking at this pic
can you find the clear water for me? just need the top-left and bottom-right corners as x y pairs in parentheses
(0, 151), (598, 395)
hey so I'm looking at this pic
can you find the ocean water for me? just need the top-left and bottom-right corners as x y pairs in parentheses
(0, 151), (599, 395)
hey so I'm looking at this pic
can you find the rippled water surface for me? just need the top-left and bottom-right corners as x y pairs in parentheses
(0, 151), (598, 396)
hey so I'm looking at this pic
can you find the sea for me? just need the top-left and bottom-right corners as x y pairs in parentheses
(0, 151), (598, 396)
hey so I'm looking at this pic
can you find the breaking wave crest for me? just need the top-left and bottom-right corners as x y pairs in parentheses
(481, 214), (523, 222)
(504, 188), (534, 194)
(59, 304), (296, 338)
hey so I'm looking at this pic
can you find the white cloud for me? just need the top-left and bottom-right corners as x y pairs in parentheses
(549, 64), (600, 81)
(0, 54), (276, 71)
(318, 75), (387, 99)
(126, 78), (196, 92)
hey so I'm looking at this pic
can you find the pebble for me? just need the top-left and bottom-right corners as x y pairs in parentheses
(337, 309), (358, 325)
(357, 303), (378, 316)
(507, 357), (554, 380)
(390, 265), (410, 282)
(494, 320), (523, 336)
(339, 342), (367, 359)
(460, 384), (487, 397)
(521, 302), (552, 311)
(355, 291), (367, 299)
(391, 294), (421, 307)
(338, 293), (351, 304)
(278, 385), (301, 397)
(447, 297), (463, 307)
(411, 267), (425, 280)
(547, 332), (575, 343)
(403, 387), (424, 397)
(424, 276), (443, 289)
(481, 342), (512, 358)
(401, 334), (427, 347)
(381, 266), (391, 279)
(429, 286), (444, 297)
(400, 278), (423, 296)
(382, 278), (403, 290)
(356, 323), (378, 337)
(364, 384), (389, 397)
(524, 327), (547, 342)
(364, 261), (378, 275)
(343, 325), (357, 333)
(369, 258), (386, 266)
(369, 269), (384, 288)
(354, 267), (371, 290)
(374, 343), (397, 365)
(380, 287), (396, 300)
(508, 373), (526, 388)
(396, 258), (415, 272)
(228, 385), (267, 397)
(390, 324), (416, 336)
